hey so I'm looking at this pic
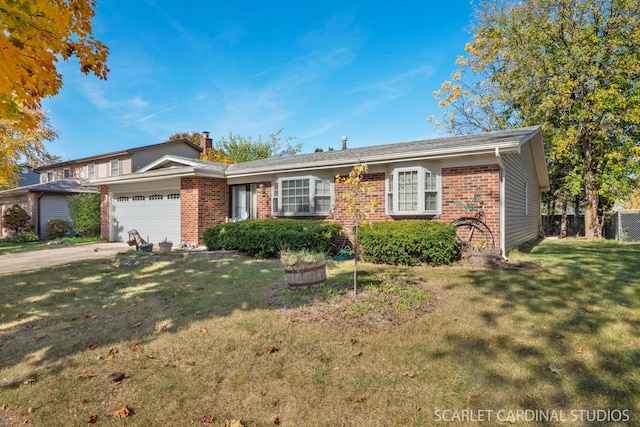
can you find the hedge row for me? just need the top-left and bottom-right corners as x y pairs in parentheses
(358, 220), (460, 266)
(203, 219), (343, 259)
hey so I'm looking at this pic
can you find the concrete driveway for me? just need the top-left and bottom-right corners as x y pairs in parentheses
(0, 242), (132, 274)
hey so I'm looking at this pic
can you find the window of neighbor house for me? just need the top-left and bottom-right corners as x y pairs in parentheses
(387, 166), (441, 215)
(63, 168), (72, 178)
(46, 171), (54, 182)
(110, 160), (119, 176)
(87, 164), (95, 179)
(273, 176), (333, 216)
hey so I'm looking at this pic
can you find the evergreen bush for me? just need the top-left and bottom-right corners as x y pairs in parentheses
(359, 220), (460, 266)
(1, 204), (32, 234)
(47, 219), (70, 239)
(204, 219), (342, 258)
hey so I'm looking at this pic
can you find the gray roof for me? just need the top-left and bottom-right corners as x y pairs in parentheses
(0, 179), (99, 196)
(226, 126), (542, 176)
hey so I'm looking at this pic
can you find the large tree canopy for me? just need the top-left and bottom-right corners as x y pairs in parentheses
(0, 0), (109, 186)
(432, 0), (640, 239)
(170, 129), (301, 164)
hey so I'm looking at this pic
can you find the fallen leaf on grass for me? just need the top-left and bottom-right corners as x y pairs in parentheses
(548, 364), (562, 374)
(86, 314), (98, 319)
(80, 372), (94, 379)
(201, 413), (215, 424)
(353, 395), (366, 403)
(402, 371), (415, 378)
(88, 343), (98, 350)
(87, 413), (98, 423)
(34, 333), (47, 340)
(23, 377), (37, 385)
(199, 327), (208, 334)
(224, 419), (244, 427)
(108, 372), (126, 383)
(351, 350), (362, 357)
(113, 404), (131, 418)
(157, 324), (168, 332)
(577, 346), (584, 354)
(272, 414), (281, 425)
(108, 347), (118, 355)
(266, 346), (278, 354)
(129, 344), (141, 352)
(555, 334), (565, 340)
(132, 321), (141, 328)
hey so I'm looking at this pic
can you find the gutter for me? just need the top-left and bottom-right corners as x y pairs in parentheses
(495, 148), (508, 261)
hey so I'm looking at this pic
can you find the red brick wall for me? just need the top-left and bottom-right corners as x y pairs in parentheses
(181, 177), (228, 245)
(255, 182), (272, 219)
(438, 165), (501, 246)
(100, 186), (110, 240)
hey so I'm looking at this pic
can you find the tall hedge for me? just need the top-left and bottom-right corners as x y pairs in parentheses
(68, 193), (101, 237)
(358, 220), (460, 266)
(204, 219), (343, 258)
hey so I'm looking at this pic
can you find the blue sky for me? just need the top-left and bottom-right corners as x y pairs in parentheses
(42, 1), (476, 160)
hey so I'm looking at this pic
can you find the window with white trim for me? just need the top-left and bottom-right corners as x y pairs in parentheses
(110, 159), (119, 176)
(46, 171), (54, 182)
(63, 168), (72, 178)
(386, 167), (441, 215)
(272, 176), (333, 215)
(87, 164), (95, 179)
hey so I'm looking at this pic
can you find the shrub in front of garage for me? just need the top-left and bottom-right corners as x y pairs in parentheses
(203, 219), (342, 259)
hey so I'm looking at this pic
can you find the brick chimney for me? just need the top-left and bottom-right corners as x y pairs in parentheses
(341, 135), (347, 150)
(201, 131), (212, 152)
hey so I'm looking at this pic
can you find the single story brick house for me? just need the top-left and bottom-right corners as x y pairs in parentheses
(88, 126), (549, 257)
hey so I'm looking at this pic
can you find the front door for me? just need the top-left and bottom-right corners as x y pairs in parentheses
(231, 185), (250, 222)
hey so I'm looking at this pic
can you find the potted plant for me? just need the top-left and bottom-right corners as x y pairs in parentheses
(280, 248), (326, 289)
(158, 238), (173, 254)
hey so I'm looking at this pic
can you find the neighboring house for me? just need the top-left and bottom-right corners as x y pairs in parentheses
(17, 164), (41, 186)
(1, 137), (206, 239)
(0, 179), (98, 239)
(34, 138), (205, 182)
(89, 126), (549, 257)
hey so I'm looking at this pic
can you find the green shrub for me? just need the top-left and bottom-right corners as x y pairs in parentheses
(204, 219), (343, 258)
(68, 193), (101, 237)
(47, 219), (70, 239)
(1, 204), (31, 234)
(10, 231), (39, 243)
(359, 220), (460, 266)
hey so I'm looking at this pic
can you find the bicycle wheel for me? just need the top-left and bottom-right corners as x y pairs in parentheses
(450, 217), (495, 250)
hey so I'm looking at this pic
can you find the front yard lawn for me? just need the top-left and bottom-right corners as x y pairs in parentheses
(0, 240), (638, 426)
(0, 237), (105, 255)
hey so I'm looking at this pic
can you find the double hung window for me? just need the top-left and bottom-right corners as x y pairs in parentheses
(272, 176), (333, 215)
(387, 167), (440, 215)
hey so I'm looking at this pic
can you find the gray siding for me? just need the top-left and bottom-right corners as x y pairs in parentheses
(131, 145), (201, 172)
(503, 140), (542, 252)
(39, 195), (71, 239)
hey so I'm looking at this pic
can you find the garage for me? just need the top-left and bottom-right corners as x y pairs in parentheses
(111, 190), (181, 245)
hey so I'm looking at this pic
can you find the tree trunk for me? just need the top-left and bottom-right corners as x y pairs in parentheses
(560, 199), (568, 238)
(584, 174), (601, 239)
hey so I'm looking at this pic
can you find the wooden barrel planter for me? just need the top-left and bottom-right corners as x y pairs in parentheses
(283, 259), (327, 289)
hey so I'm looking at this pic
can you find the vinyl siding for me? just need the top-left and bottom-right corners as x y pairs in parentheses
(503, 140), (542, 252)
(131, 145), (200, 171)
(39, 195), (71, 239)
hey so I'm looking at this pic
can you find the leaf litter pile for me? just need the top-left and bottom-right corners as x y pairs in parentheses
(271, 274), (433, 329)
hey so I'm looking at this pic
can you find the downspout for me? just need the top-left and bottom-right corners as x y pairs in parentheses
(37, 192), (45, 239)
(495, 148), (508, 261)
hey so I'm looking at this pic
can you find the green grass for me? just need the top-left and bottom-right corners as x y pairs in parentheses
(0, 240), (639, 426)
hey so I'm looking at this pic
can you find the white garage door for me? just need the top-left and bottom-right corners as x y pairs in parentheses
(111, 191), (180, 244)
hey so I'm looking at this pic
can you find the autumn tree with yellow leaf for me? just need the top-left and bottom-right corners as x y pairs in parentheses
(0, 0), (109, 187)
(335, 163), (378, 293)
(431, 0), (640, 239)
